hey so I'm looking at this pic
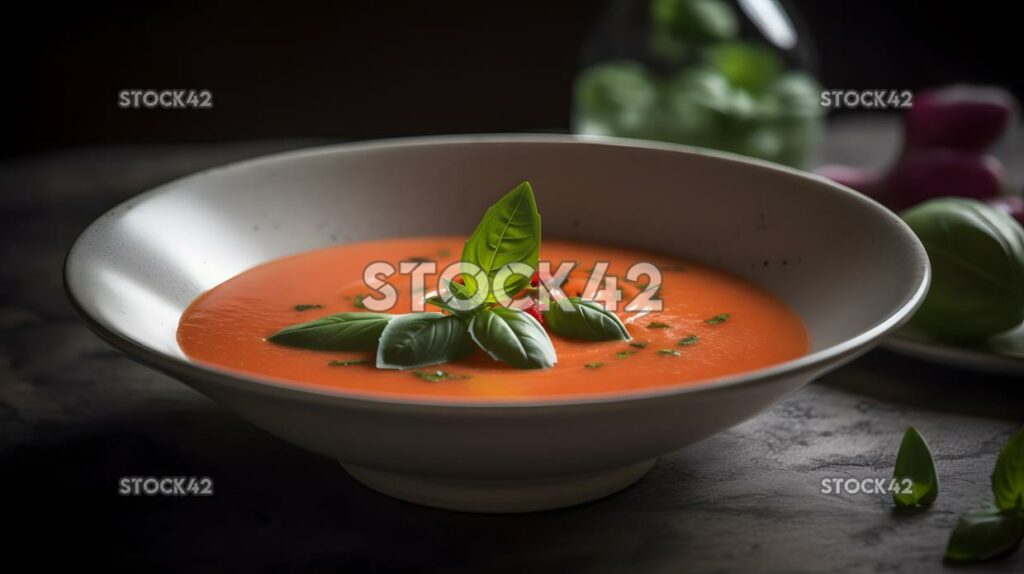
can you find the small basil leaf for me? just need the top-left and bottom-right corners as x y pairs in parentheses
(893, 426), (939, 508)
(993, 427), (1024, 512)
(268, 312), (392, 351)
(376, 313), (473, 370)
(461, 181), (541, 301)
(543, 297), (631, 341)
(945, 506), (1024, 564)
(469, 307), (556, 369)
(425, 295), (475, 317)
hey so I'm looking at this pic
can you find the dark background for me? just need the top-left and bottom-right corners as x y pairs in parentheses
(2, 0), (1019, 158)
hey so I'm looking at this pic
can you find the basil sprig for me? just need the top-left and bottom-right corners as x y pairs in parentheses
(943, 427), (1024, 564)
(544, 297), (631, 341)
(469, 306), (556, 369)
(267, 181), (637, 372)
(993, 426), (1024, 512)
(268, 312), (392, 350)
(892, 426), (939, 508)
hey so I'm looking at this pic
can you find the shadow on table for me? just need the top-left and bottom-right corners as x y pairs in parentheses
(818, 348), (1024, 420)
(1, 409), (709, 572)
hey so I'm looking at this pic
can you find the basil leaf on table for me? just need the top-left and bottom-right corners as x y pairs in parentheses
(268, 312), (392, 351)
(460, 181), (541, 300)
(945, 506), (1024, 564)
(469, 306), (556, 369)
(993, 427), (1024, 512)
(544, 297), (631, 341)
(892, 426), (939, 508)
(376, 313), (473, 370)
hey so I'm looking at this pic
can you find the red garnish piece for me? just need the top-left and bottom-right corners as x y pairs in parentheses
(525, 302), (544, 325)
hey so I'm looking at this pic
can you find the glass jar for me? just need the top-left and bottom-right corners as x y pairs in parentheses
(573, 0), (823, 167)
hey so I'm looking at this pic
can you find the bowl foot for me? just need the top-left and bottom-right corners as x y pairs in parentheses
(341, 459), (656, 513)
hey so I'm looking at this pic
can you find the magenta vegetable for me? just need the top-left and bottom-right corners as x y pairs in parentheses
(905, 86), (1019, 153)
(882, 150), (1009, 210)
(816, 165), (881, 195)
(818, 84), (1019, 213)
(987, 195), (1024, 226)
(817, 153), (1009, 210)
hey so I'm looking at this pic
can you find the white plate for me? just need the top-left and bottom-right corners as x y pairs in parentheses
(885, 325), (1024, 376)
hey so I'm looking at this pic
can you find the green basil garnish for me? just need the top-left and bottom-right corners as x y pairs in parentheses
(293, 304), (323, 311)
(705, 313), (730, 324)
(629, 340), (649, 348)
(544, 297), (630, 341)
(677, 335), (699, 346)
(376, 313), (474, 370)
(460, 181), (541, 301)
(268, 312), (392, 351)
(328, 359), (369, 366)
(584, 362), (603, 369)
(424, 295), (476, 317)
(266, 182), (562, 373)
(658, 349), (681, 356)
(469, 306), (556, 369)
(892, 426), (939, 508)
(945, 506), (1024, 564)
(993, 427), (1024, 512)
(411, 370), (471, 382)
(646, 321), (671, 329)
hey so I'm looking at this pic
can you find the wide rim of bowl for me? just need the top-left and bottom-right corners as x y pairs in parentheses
(64, 133), (931, 409)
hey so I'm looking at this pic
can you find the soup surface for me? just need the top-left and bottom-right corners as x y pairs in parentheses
(177, 237), (808, 401)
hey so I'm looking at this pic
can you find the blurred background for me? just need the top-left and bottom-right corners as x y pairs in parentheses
(3, 0), (1019, 159)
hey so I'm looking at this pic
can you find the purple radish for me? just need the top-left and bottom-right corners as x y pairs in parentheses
(904, 85), (1019, 153)
(881, 149), (1009, 210)
(987, 195), (1024, 226)
(817, 165), (882, 196)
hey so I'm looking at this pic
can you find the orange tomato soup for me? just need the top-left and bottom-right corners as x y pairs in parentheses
(177, 237), (808, 401)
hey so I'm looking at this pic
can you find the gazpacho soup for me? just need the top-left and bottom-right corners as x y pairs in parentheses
(178, 182), (808, 401)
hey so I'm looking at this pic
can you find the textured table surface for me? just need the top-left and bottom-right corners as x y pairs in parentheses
(2, 132), (1022, 573)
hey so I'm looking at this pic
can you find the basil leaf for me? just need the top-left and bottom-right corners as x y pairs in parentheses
(544, 297), (631, 341)
(902, 198), (1024, 342)
(945, 506), (1024, 564)
(424, 295), (476, 317)
(461, 181), (541, 300)
(892, 426), (939, 508)
(376, 313), (473, 370)
(268, 312), (392, 351)
(993, 427), (1024, 512)
(469, 306), (556, 369)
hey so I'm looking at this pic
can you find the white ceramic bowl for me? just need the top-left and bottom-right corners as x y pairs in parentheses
(65, 135), (929, 512)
